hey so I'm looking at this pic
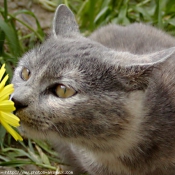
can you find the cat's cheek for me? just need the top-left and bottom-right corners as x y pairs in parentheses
(17, 122), (47, 140)
(17, 124), (25, 135)
(16, 123), (32, 139)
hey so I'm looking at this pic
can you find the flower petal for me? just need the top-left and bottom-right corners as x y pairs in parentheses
(0, 84), (14, 101)
(0, 111), (20, 127)
(0, 100), (15, 112)
(0, 64), (5, 82)
(1, 119), (23, 141)
(0, 64), (23, 141)
(0, 75), (8, 93)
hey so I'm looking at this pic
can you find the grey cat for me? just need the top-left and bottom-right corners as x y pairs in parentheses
(12, 4), (175, 175)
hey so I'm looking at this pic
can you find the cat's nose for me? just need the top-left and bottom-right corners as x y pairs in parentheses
(11, 96), (28, 111)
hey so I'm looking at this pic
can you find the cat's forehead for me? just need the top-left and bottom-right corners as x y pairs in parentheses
(16, 36), (124, 93)
(21, 36), (109, 75)
(18, 36), (113, 87)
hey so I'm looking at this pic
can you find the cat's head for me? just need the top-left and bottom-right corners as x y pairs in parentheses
(12, 5), (175, 149)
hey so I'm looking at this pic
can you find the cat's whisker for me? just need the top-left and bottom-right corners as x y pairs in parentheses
(49, 121), (62, 135)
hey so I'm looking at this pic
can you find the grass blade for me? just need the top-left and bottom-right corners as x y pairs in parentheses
(0, 19), (22, 59)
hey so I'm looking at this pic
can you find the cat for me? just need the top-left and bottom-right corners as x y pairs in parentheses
(12, 4), (175, 175)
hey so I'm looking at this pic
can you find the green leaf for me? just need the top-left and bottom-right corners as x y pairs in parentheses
(27, 148), (42, 164)
(13, 10), (45, 40)
(2, 147), (32, 159)
(35, 145), (51, 166)
(0, 29), (5, 56)
(0, 160), (32, 167)
(0, 19), (21, 59)
(0, 125), (6, 145)
(155, 0), (163, 28)
(0, 154), (9, 161)
(116, 0), (130, 25)
(94, 7), (109, 24)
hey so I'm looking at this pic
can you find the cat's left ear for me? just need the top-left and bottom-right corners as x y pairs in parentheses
(53, 4), (79, 37)
(119, 47), (175, 90)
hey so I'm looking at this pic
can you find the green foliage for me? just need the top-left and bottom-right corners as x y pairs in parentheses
(1, 0), (175, 78)
(0, 0), (45, 80)
(0, 139), (62, 171)
(69, 0), (175, 35)
(1, 0), (175, 173)
(35, 0), (175, 34)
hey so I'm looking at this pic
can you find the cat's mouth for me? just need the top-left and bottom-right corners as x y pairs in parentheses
(14, 107), (54, 135)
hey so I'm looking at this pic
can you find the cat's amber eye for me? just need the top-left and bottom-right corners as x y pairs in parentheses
(21, 67), (31, 81)
(55, 85), (76, 98)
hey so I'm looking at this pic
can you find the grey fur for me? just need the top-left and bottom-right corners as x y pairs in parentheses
(12, 4), (175, 175)
(53, 4), (79, 36)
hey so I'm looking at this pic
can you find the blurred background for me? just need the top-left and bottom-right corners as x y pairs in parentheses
(0, 0), (175, 174)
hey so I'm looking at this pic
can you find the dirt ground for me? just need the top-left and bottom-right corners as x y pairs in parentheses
(0, 0), (56, 32)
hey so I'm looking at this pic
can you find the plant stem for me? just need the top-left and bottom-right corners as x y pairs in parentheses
(3, 0), (8, 22)
(8, 14), (44, 42)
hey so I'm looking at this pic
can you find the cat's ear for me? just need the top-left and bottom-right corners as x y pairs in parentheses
(120, 47), (175, 90)
(53, 4), (79, 36)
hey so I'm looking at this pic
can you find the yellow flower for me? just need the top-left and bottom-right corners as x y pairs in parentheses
(0, 64), (23, 141)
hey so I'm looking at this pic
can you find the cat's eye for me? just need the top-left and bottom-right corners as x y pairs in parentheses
(21, 67), (31, 81)
(55, 85), (76, 98)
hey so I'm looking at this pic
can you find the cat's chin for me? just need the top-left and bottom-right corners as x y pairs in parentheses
(18, 122), (67, 145)
(18, 122), (48, 140)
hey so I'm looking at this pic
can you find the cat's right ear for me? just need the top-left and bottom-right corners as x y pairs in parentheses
(53, 4), (79, 37)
